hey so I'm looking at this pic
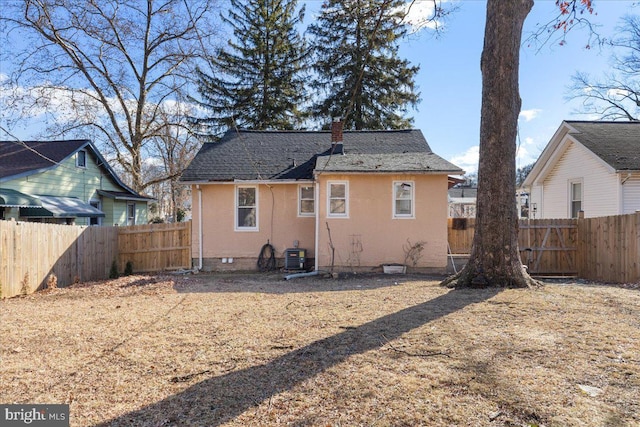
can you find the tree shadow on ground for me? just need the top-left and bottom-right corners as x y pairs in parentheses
(96, 287), (500, 426)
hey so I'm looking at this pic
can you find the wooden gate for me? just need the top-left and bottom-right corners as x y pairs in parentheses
(518, 219), (578, 275)
(117, 222), (192, 273)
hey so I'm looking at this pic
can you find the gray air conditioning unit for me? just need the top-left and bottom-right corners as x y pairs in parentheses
(284, 248), (306, 270)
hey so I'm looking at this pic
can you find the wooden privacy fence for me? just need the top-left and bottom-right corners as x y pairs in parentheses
(578, 213), (640, 283)
(0, 220), (118, 297)
(448, 213), (640, 283)
(1, 220), (192, 298)
(117, 222), (191, 273)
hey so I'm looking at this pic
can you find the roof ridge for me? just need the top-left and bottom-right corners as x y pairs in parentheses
(234, 129), (417, 134)
(565, 120), (640, 124)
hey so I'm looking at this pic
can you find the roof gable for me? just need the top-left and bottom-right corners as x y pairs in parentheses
(180, 129), (451, 182)
(564, 121), (640, 171)
(522, 121), (640, 188)
(0, 139), (146, 199)
(0, 139), (89, 180)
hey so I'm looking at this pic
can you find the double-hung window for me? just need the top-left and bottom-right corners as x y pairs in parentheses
(76, 150), (87, 168)
(327, 181), (348, 217)
(299, 185), (315, 216)
(236, 186), (258, 231)
(393, 181), (414, 218)
(127, 202), (136, 225)
(570, 180), (582, 218)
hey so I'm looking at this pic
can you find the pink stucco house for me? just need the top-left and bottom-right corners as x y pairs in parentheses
(180, 121), (463, 273)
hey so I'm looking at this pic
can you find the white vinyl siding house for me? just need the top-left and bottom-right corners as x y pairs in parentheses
(536, 141), (618, 218)
(622, 175), (640, 214)
(522, 121), (640, 219)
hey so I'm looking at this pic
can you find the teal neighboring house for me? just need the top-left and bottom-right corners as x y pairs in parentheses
(0, 139), (152, 225)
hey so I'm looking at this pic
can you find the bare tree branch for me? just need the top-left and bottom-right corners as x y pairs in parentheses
(1, 0), (219, 199)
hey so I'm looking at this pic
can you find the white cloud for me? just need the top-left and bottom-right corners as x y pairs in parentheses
(399, 0), (450, 32)
(1, 79), (200, 140)
(450, 145), (479, 174)
(449, 137), (541, 176)
(516, 136), (544, 168)
(519, 109), (541, 122)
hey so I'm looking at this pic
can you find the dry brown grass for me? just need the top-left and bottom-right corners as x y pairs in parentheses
(1, 273), (639, 427)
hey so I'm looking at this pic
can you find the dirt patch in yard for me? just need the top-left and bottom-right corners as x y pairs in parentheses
(1, 273), (639, 426)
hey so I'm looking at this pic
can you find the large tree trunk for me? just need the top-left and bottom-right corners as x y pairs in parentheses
(444, 0), (539, 288)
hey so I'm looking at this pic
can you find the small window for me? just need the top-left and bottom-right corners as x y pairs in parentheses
(76, 150), (87, 168)
(328, 181), (348, 217)
(299, 185), (315, 216)
(393, 181), (414, 218)
(236, 186), (258, 230)
(570, 181), (582, 218)
(90, 200), (101, 226)
(127, 202), (136, 225)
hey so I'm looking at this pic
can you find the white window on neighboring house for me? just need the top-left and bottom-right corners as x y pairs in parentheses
(570, 180), (582, 218)
(76, 150), (87, 168)
(393, 181), (414, 218)
(236, 186), (258, 231)
(327, 181), (348, 217)
(127, 202), (136, 225)
(299, 184), (315, 216)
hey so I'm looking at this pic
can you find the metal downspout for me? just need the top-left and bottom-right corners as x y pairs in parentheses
(314, 180), (319, 272)
(197, 184), (203, 270)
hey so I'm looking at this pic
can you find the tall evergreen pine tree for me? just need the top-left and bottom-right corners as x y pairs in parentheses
(195, 0), (308, 136)
(308, 0), (420, 130)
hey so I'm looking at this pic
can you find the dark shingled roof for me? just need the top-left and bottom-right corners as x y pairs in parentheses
(180, 129), (453, 182)
(448, 187), (477, 198)
(0, 140), (89, 180)
(0, 139), (150, 200)
(566, 121), (640, 171)
(316, 152), (462, 174)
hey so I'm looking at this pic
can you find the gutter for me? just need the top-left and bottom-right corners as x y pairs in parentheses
(197, 184), (203, 271)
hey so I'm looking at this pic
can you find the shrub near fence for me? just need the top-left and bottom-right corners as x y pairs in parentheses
(0, 220), (192, 298)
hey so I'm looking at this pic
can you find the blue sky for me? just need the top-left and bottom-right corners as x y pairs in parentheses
(1, 0), (636, 176)
(299, 0), (638, 174)
(386, 0), (638, 174)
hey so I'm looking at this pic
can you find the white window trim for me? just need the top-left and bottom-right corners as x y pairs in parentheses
(127, 202), (136, 226)
(235, 185), (259, 231)
(298, 184), (315, 217)
(76, 149), (87, 168)
(327, 181), (349, 218)
(393, 180), (415, 219)
(568, 178), (583, 218)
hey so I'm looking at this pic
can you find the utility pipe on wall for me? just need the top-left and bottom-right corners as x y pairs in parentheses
(197, 184), (203, 270)
(314, 180), (320, 272)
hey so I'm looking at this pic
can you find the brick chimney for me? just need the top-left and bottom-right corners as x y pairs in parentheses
(331, 117), (343, 154)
